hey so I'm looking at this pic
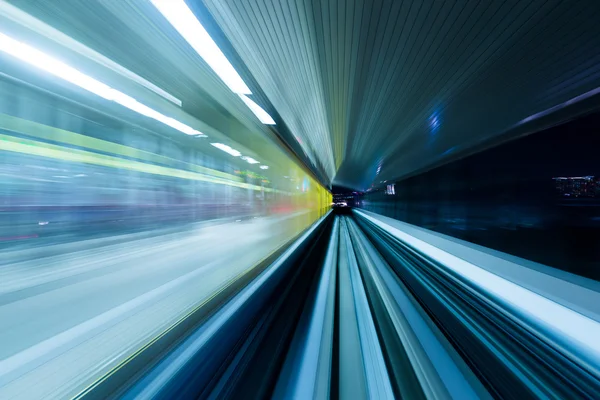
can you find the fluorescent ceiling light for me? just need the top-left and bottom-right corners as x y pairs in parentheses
(0, 32), (205, 136)
(0, 1), (182, 106)
(241, 156), (259, 164)
(151, 0), (251, 95)
(238, 94), (276, 125)
(259, 165), (269, 170)
(211, 143), (241, 156)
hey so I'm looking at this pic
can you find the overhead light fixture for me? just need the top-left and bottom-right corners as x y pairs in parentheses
(0, 32), (205, 136)
(150, 0), (280, 127)
(0, 0), (182, 106)
(238, 94), (276, 125)
(241, 156), (259, 164)
(112, 92), (205, 136)
(211, 143), (241, 156)
(151, 0), (251, 95)
(259, 165), (269, 170)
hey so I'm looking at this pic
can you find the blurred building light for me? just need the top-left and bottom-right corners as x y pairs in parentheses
(151, 0), (251, 95)
(0, 32), (206, 137)
(238, 94), (276, 125)
(259, 165), (269, 170)
(211, 143), (241, 156)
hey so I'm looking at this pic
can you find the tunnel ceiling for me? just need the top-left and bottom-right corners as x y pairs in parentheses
(202, 0), (600, 190)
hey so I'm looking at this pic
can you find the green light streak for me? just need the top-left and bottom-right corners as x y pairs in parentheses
(0, 113), (240, 182)
(0, 132), (276, 192)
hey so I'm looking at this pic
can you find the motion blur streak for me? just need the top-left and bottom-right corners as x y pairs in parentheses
(0, 0), (181, 106)
(0, 2), (329, 398)
(149, 0), (251, 95)
(3, 0), (600, 399)
(0, 32), (204, 136)
(357, 211), (600, 364)
(109, 212), (600, 399)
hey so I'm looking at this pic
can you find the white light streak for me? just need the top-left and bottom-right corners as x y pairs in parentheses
(0, 0), (181, 106)
(151, 0), (251, 95)
(241, 156), (259, 164)
(357, 210), (600, 370)
(0, 32), (205, 136)
(260, 165), (269, 170)
(238, 94), (276, 125)
(210, 143), (241, 157)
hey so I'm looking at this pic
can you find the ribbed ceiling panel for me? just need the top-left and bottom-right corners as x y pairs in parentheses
(204, 0), (600, 188)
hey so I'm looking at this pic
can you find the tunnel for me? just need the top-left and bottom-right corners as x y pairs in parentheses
(1, 1), (600, 399)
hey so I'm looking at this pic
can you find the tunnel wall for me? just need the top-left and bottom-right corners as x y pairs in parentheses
(0, 78), (331, 246)
(358, 111), (600, 280)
